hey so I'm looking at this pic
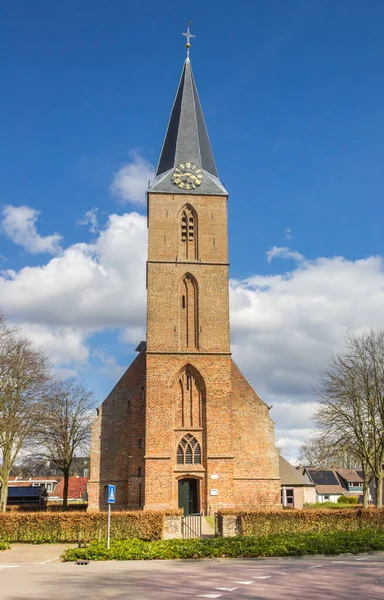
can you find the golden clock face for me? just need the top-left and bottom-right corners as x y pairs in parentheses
(171, 163), (202, 190)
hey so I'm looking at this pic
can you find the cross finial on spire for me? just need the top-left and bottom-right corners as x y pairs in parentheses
(182, 20), (195, 59)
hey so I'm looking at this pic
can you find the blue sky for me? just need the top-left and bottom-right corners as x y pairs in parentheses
(1, 1), (384, 459)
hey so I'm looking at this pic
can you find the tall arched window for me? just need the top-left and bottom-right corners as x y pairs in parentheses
(177, 434), (201, 465)
(179, 274), (198, 349)
(180, 205), (197, 260)
(175, 365), (204, 428)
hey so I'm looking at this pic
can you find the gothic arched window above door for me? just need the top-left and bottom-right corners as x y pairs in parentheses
(177, 434), (201, 465)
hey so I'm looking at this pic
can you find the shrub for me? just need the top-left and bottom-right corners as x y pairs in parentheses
(337, 495), (349, 503)
(0, 511), (167, 543)
(218, 508), (384, 536)
(303, 502), (357, 509)
(349, 496), (358, 504)
(62, 530), (384, 561)
(0, 540), (9, 551)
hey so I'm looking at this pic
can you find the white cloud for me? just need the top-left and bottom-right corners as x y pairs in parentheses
(110, 152), (155, 206)
(78, 207), (99, 233)
(0, 211), (147, 329)
(1, 205), (62, 255)
(266, 245), (304, 263)
(18, 323), (89, 365)
(231, 254), (384, 458)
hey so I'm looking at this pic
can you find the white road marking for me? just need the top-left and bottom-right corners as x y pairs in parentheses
(196, 595), (223, 599)
(255, 576), (271, 579)
(331, 561), (349, 563)
(215, 588), (238, 592)
(235, 581), (255, 585)
(37, 558), (59, 565)
(355, 557), (370, 561)
(0, 565), (20, 569)
(308, 565), (323, 569)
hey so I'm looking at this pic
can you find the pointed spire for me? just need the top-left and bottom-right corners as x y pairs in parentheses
(149, 49), (227, 195)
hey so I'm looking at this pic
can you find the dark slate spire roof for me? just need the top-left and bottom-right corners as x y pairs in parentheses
(149, 58), (227, 195)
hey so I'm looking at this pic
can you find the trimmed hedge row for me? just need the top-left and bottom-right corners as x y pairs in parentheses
(63, 530), (384, 561)
(228, 508), (384, 536)
(0, 511), (166, 543)
(0, 540), (9, 551)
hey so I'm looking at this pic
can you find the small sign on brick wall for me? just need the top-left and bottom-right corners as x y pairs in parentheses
(210, 489), (219, 496)
(211, 474), (219, 479)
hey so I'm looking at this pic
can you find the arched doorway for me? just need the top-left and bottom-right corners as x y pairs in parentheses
(178, 478), (199, 515)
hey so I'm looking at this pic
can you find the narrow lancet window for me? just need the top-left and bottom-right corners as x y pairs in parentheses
(180, 205), (197, 260)
(175, 367), (203, 428)
(179, 274), (198, 349)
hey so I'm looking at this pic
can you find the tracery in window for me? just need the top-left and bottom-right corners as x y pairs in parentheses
(177, 434), (201, 465)
(179, 274), (198, 349)
(180, 205), (197, 260)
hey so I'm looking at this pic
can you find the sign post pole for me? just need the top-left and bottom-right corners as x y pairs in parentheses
(107, 503), (111, 550)
(107, 484), (115, 550)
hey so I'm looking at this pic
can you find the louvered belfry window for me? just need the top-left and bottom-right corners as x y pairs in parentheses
(177, 434), (201, 465)
(180, 205), (197, 260)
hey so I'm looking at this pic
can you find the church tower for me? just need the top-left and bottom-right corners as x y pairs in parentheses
(88, 30), (281, 514)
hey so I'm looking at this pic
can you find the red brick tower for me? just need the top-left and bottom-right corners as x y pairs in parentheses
(88, 38), (281, 514)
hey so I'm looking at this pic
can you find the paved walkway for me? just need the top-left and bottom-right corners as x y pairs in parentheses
(0, 543), (72, 565)
(202, 516), (215, 538)
(1, 552), (384, 599)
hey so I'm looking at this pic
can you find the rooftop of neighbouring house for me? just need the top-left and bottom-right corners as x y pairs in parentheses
(49, 477), (88, 499)
(279, 455), (315, 487)
(336, 469), (364, 484)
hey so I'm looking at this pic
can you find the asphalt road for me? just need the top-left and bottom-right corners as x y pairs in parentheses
(1, 553), (384, 600)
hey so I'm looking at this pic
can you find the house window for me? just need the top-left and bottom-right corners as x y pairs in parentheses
(286, 488), (294, 506)
(138, 439), (142, 449)
(324, 495), (330, 501)
(177, 434), (201, 465)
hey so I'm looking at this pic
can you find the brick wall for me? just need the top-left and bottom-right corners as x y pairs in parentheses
(88, 350), (146, 511)
(231, 361), (281, 508)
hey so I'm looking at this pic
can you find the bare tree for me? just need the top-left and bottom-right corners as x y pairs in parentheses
(35, 378), (94, 510)
(314, 330), (384, 508)
(0, 313), (50, 512)
(300, 432), (361, 469)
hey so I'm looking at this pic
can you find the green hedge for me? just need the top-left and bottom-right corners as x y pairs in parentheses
(225, 508), (384, 536)
(0, 511), (167, 543)
(63, 530), (384, 561)
(0, 540), (9, 551)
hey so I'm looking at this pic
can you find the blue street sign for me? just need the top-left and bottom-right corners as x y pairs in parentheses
(107, 484), (116, 504)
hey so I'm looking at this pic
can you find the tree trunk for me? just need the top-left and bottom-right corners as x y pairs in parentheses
(0, 477), (8, 513)
(375, 473), (383, 508)
(62, 470), (69, 511)
(362, 464), (371, 509)
(0, 452), (12, 513)
(363, 480), (370, 508)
